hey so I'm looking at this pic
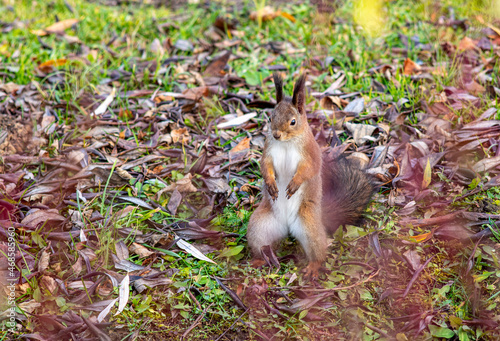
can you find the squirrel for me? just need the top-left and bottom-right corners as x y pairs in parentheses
(246, 73), (373, 279)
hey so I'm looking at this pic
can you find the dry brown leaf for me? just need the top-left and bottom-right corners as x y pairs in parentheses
(464, 81), (485, 95)
(38, 249), (51, 273)
(458, 36), (477, 51)
(130, 243), (154, 258)
(320, 96), (343, 110)
(21, 209), (65, 227)
(230, 137), (251, 154)
(403, 58), (421, 75)
(38, 59), (68, 73)
(32, 18), (79, 36)
(0, 82), (21, 94)
(40, 275), (57, 292)
(160, 173), (197, 193)
(203, 50), (231, 77)
(171, 127), (190, 144)
(182, 86), (209, 101)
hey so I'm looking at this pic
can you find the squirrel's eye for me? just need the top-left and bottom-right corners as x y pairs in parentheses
(290, 119), (296, 126)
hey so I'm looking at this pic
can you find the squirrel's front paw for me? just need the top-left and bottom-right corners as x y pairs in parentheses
(286, 179), (300, 199)
(267, 182), (279, 201)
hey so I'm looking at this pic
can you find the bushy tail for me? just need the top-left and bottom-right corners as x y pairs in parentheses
(321, 154), (373, 234)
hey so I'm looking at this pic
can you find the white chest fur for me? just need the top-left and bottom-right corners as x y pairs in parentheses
(267, 139), (304, 227)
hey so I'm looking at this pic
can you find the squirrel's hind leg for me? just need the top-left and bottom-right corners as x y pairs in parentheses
(290, 202), (327, 279)
(247, 197), (287, 264)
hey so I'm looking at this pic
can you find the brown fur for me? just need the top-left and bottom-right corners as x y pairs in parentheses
(247, 73), (372, 279)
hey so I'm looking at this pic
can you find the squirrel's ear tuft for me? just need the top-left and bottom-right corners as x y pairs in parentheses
(273, 73), (283, 104)
(292, 74), (306, 115)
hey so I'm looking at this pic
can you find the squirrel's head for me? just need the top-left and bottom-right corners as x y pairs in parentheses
(270, 73), (308, 141)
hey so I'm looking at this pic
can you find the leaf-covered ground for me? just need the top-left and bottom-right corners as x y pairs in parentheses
(1, 0), (500, 340)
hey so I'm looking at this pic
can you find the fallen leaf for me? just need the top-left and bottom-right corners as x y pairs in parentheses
(230, 137), (250, 153)
(422, 158), (432, 189)
(473, 155), (500, 173)
(38, 59), (68, 73)
(129, 243), (154, 258)
(217, 112), (257, 129)
(32, 18), (79, 36)
(408, 232), (433, 243)
(203, 50), (231, 77)
(176, 238), (217, 264)
(403, 58), (421, 75)
(171, 127), (190, 144)
(458, 36), (477, 51)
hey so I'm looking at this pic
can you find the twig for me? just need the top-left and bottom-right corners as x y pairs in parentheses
(188, 289), (202, 310)
(402, 255), (435, 298)
(214, 309), (248, 341)
(400, 211), (462, 227)
(181, 303), (213, 340)
(365, 323), (390, 338)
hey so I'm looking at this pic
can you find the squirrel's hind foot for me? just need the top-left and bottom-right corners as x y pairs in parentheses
(302, 261), (322, 281)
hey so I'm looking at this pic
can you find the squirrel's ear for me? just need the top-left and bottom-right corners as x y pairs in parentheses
(273, 73), (283, 104)
(292, 74), (306, 115)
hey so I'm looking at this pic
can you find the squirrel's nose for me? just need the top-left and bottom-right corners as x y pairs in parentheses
(273, 132), (281, 140)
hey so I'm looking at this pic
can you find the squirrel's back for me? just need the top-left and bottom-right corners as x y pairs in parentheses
(321, 154), (373, 234)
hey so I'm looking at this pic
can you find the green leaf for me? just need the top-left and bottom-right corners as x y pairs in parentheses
(55, 297), (66, 307)
(429, 325), (455, 338)
(474, 271), (495, 282)
(299, 309), (308, 320)
(219, 245), (244, 258)
(468, 177), (480, 190)
(458, 328), (470, 341)
(357, 287), (373, 301)
(243, 70), (261, 86)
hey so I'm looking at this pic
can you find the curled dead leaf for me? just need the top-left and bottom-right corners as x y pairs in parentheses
(403, 58), (421, 75)
(171, 127), (190, 144)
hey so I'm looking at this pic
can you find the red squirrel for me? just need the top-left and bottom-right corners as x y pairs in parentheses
(246, 73), (373, 279)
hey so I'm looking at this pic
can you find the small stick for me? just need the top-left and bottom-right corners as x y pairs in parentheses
(214, 309), (248, 341)
(181, 303), (213, 340)
(188, 289), (202, 310)
(402, 256), (435, 298)
(365, 323), (390, 338)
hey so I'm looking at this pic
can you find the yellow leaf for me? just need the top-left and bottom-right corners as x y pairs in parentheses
(408, 232), (432, 243)
(279, 12), (296, 23)
(38, 59), (68, 72)
(422, 158), (431, 189)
